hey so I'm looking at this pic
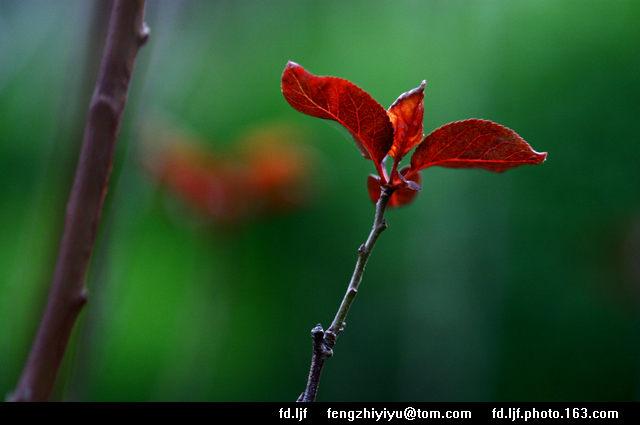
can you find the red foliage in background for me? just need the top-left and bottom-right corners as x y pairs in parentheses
(147, 124), (314, 225)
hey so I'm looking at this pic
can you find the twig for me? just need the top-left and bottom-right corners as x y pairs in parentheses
(298, 186), (395, 402)
(7, 0), (149, 402)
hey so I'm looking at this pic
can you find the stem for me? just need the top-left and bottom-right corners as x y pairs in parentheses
(7, 1), (148, 402)
(298, 186), (395, 402)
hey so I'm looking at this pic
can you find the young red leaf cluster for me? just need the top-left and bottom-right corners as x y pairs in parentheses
(282, 61), (547, 208)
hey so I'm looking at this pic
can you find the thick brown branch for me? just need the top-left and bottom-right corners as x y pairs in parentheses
(7, 0), (148, 402)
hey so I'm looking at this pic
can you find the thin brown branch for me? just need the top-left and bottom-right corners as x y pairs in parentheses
(7, 0), (149, 402)
(298, 186), (395, 402)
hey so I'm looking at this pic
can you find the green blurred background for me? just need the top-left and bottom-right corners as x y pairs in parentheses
(1, 0), (639, 402)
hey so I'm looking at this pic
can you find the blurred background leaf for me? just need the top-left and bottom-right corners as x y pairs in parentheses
(1, 0), (639, 401)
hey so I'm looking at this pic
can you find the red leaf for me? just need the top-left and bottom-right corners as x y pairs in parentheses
(387, 81), (426, 161)
(281, 61), (394, 172)
(410, 119), (547, 173)
(367, 166), (422, 208)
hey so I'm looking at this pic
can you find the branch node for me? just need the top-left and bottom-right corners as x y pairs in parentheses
(138, 23), (150, 46)
(311, 323), (324, 340)
(324, 328), (337, 346)
(91, 95), (121, 127)
(71, 290), (89, 313)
